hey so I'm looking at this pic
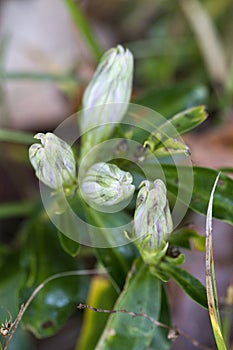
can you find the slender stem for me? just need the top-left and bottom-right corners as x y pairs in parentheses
(4, 269), (106, 350)
(0, 71), (78, 83)
(0, 129), (34, 145)
(65, 0), (102, 61)
(77, 303), (213, 350)
(0, 202), (33, 219)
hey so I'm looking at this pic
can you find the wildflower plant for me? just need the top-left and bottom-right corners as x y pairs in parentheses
(2, 44), (232, 350)
(26, 46), (207, 349)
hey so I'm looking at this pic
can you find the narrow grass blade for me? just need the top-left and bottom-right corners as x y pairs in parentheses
(0, 129), (34, 144)
(65, 0), (102, 61)
(0, 71), (77, 83)
(206, 173), (227, 350)
(0, 202), (33, 219)
(180, 0), (228, 87)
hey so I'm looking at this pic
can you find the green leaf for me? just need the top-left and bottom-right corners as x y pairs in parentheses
(76, 276), (118, 350)
(144, 136), (190, 158)
(95, 244), (139, 293)
(0, 129), (34, 144)
(135, 84), (208, 117)
(131, 162), (233, 226)
(0, 248), (34, 350)
(169, 227), (205, 251)
(58, 231), (80, 257)
(96, 260), (161, 350)
(160, 261), (208, 308)
(150, 286), (171, 350)
(206, 174), (227, 350)
(142, 106), (207, 157)
(191, 167), (233, 225)
(0, 202), (33, 219)
(159, 105), (208, 136)
(65, 0), (102, 61)
(89, 209), (138, 292)
(19, 217), (84, 338)
(159, 165), (233, 226)
(0, 250), (25, 320)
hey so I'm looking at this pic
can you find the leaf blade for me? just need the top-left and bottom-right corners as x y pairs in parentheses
(96, 261), (161, 350)
(160, 262), (208, 308)
(206, 174), (227, 350)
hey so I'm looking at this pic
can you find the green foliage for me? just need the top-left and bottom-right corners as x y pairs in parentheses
(169, 227), (205, 251)
(58, 232), (80, 257)
(206, 175), (227, 350)
(18, 217), (84, 338)
(95, 260), (162, 350)
(159, 165), (233, 225)
(0, 202), (33, 219)
(135, 85), (208, 117)
(0, 129), (34, 145)
(65, 0), (102, 60)
(76, 276), (118, 350)
(1, 4), (233, 347)
(150, 286), (172, 350)
(159, 261), (208, 309)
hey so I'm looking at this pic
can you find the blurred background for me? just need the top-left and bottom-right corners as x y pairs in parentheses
(0, 0), (233, 349)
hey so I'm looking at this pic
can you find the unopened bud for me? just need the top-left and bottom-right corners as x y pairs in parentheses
(134, 179), (173, 262)
(80, 45), (133, 154)
(29, 133), (76, 189)
(81, 162), (135, 207)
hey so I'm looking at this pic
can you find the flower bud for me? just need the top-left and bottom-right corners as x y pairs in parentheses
(134, 179), (173, 262)
(80, 45), (133, 154)
(81, 162), (135, 207)
(29, 133), (76, 189)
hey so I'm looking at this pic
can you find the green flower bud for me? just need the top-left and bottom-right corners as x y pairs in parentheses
(81, 162), (135, 207)
(29, 133), (76, 189)
(80, 45), (133, 153)
(134, 179), (173, 263)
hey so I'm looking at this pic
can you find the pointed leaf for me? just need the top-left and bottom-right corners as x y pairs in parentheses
(58, 231), (80, 257)
(206, 174), (227, 349)
(96, 261), (161, 350)
(160, 165), (233, 226)
(161, 105), (208, 136)
(160, 261), (208, 308)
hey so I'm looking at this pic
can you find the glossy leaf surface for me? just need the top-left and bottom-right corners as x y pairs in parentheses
(18, 217), (83, 338)
(96, 260), (161, 350)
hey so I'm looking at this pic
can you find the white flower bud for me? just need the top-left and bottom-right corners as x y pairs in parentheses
(80, 45), (133, 154)
(134, 179), (173, 256)
(81, 162), (135, 207)
(29, 133), (76, 189)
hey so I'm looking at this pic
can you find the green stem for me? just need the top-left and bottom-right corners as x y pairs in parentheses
(65, 0), (103, 61)
(0, 71), (77, 83)
(0, 128), (34, 145)
(0, 202), (33, 219)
